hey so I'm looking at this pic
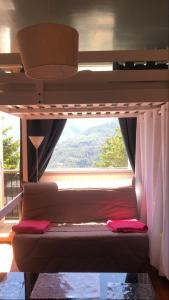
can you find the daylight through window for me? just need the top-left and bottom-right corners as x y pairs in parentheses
(46, 118), (133, 189)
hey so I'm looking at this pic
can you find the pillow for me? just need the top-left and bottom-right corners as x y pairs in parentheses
(106, 219), (148, 233)
(12, 220), (50, 234)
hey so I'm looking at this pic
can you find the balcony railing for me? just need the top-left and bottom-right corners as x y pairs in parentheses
(3, 170), (22, 219)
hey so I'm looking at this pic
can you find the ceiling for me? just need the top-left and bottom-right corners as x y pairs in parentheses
(0, 0), (168, 53)
(0, 0), (168, 118)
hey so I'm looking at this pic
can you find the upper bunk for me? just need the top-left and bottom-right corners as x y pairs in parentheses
(0, 49), (168, 119)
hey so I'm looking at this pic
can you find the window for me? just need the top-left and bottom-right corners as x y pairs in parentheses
(46, 118), (133, 189)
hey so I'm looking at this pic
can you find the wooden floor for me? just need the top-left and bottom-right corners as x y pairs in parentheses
(149, 266), (169, 300)
(0, 220), (18, 244)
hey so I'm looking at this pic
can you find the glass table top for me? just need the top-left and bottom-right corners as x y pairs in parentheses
(0, 272), (155, 300)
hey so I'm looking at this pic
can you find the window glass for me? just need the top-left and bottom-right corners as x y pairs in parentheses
(47, 118), (129, 169)
(46, 118), (133, 189)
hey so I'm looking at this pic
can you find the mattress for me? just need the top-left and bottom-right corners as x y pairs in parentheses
(12, 223), (149, 272)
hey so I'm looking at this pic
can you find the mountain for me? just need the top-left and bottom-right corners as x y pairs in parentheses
(47, 120), (119, 169)
(58, 118), (117, 143)
(58, 122), (82, 143)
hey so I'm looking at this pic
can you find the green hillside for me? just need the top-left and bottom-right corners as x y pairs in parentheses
(47, 121), (119, 168)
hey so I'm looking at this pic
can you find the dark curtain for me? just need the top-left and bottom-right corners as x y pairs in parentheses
(119, 118), (137, 171)
(27, 119), (66, 182)
(113, 62), (137, 171)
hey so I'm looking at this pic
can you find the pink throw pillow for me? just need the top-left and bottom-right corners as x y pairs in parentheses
(12, 220), (50, 234)
(106, 219), (148, 233)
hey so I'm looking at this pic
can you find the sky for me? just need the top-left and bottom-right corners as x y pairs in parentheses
(0, 112), (20, 140)
(66, 118), (116, 131)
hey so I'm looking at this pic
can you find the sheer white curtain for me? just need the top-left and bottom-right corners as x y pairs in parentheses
(135, 103), (169, 279)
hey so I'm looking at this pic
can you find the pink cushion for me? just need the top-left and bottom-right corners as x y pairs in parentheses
(106, 219), (148, 233)
(12, 220), (50, 234)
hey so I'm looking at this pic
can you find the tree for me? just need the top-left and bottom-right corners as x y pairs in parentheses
(2, 127), (20, 169)
(94, 127), (128, 168)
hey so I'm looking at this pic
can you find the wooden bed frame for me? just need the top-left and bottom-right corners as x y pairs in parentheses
(0, 49), (168, 119)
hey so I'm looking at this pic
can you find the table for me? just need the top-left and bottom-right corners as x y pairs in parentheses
(0, 272), (25, 300)
(0, 272), (155, 299)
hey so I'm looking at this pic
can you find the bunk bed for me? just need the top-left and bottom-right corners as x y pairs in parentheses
(0, 48), (168, 272)
(0, 48), (168, 215)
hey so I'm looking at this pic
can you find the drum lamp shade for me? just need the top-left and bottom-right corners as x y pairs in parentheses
(16, 23), (79, 80)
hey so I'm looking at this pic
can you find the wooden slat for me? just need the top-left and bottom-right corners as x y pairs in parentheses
(19, 112), (141, 119)
(0, 101), (164, 119)
(7, 103), (162, 115)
